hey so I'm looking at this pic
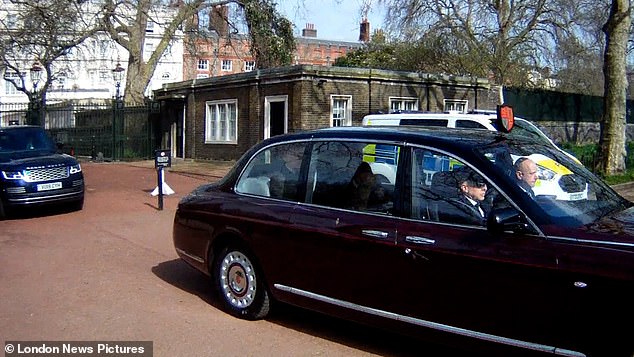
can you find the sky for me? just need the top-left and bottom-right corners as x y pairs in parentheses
(277, 0), (386, 43)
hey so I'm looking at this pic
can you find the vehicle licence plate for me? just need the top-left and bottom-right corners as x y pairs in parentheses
(569, 192), (585, 201)
(37, 182), (63, 191)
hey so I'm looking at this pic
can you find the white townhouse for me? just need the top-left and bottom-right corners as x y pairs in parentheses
(0, 0), (183, 126)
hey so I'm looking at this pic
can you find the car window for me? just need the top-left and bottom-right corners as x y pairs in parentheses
(236, 142), (309, 200)
(409, 147), (507, 226)
(476, 140), (630, 226)
(0, 127), (56, 153)
(455, 120), (487, 129)
(510, 120), (551, 145)
(305, 141), (399, 214)
(400, 118), (448, 127)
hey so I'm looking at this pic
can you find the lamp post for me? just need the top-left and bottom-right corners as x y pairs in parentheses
(111, 62), (125, 160)
(112, 62), (124, 100)
(29, 61), (43, 126)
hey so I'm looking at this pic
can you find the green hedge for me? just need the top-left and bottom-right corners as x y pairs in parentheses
(562, 142), (634, 184)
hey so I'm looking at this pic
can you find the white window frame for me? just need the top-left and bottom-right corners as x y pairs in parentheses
(144, 42), (154, 53)
(244, 60), (256, 72)
(389, 97), (419, 112)
(330, 95), (352, 127)
(4, 72), (21, 95)
(444, 99), (468, 113)
(205, 99), (238, 144)
(198, 59), (209, 70)
(146, 21), (155, 33)
(98, 70), (109, 84)
(221, 60), (232, 71)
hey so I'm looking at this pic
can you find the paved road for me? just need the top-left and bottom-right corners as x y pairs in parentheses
(3, 162), (533, 357)
(1, 160), (626, 357)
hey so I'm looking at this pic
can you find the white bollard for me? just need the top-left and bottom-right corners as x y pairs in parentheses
(151, 169), (175, 196)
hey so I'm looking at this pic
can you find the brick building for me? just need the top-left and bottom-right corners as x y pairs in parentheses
(183, 5), (364, 81)
(154, 65), (500, 161)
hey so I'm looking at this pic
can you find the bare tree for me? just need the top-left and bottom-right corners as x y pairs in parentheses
(0, 0), (102, 125)
(599, 0), (631, 175)
(100, 0), (295, 105)
(371, 0), (565, 85)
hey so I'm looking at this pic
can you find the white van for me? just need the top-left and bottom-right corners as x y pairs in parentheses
(362, 111), (587, 201)
(362, 111), (574, 159)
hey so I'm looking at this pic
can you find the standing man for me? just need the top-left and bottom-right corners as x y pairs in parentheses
(514, 157), (538, 199)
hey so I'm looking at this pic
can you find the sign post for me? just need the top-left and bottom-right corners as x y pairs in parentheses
(153, 149), (172, 210)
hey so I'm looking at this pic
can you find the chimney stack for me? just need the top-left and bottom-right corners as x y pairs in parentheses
(359, 19), (370, 42)
(210, 5), (229, 36)
(302, 23), (317, 38)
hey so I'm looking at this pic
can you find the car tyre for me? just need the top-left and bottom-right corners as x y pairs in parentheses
(214, 245), (270, 320)
(0, 200), (5, 220)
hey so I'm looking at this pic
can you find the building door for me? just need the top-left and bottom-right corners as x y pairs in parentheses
(264, 95), (288, 139)
(157, 99), (185, 159)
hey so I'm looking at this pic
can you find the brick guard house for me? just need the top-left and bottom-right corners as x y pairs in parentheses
(154, 65), (500, 161)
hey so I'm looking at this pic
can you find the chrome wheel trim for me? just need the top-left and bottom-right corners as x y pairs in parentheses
(219, 250), (257, 309)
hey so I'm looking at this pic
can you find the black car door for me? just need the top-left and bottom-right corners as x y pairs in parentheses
(270, 140), (408, 313)
(390, 146), (564, 351)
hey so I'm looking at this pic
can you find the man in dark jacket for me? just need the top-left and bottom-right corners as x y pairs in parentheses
(514, 157), (538, 199)
(452, 168), (488, 225)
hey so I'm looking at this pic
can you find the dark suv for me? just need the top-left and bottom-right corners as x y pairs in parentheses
(0, 126), (84, 219)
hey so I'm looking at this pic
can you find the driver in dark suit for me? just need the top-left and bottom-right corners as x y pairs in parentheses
(452, 168), (488, 225)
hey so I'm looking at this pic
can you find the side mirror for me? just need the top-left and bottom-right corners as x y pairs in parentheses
(487, 207), (530, 234)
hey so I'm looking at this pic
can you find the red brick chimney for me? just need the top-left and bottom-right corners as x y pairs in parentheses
(210, 5), (229, 36)
(302, 23), (317, 37)
(359, 19), (370, 42)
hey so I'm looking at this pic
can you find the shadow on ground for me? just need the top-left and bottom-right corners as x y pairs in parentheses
(152, 259), (547, 357)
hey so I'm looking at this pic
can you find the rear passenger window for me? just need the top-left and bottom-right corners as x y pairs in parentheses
(236, 142), (308, 200)
(306, 141), (399, 214)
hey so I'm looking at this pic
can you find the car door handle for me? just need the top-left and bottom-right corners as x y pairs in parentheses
(405, 236), (436, 245)
(362, 230), (389, 239)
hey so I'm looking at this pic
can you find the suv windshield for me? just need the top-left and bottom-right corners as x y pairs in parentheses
(0, 127), (56, 154)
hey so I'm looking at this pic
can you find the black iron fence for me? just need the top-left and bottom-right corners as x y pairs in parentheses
(1, 100), (155, 161)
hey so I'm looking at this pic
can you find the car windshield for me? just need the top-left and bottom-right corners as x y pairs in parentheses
(0, 127), (56, 154)
(475, 139), (631, 226)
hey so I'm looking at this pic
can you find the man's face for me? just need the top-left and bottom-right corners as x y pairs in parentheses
(461, 181), (487, 201)
(517, 160), (538, 187)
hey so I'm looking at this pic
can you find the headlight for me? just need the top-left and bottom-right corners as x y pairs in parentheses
(2, 170), (25, 180)
(69, 164), (82, 174)
(536, 165), (556, 181)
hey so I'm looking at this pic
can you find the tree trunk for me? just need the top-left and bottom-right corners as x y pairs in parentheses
(124, 52), (148, 106)
(599, 0), (631, 175)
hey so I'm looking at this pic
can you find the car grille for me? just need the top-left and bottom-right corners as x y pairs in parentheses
(6, 187), (26, 194)
(559, 174), (586, 192)
(24, 167), (69, 183)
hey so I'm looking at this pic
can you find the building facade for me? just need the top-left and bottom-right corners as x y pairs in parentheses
(154, 65), (500, 161)
(183, 4), (365, 81)
(1, 1), (364, 128)
(0, 0), (183, 127)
